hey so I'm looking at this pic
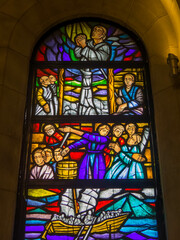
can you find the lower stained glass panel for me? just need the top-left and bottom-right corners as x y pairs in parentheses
(25, 188), (159, 240)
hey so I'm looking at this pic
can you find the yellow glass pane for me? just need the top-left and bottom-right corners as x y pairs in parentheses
(28, 189), (57, 198)
(95, 96), (107, 101)
(31, 144), (39, 152)
(145, 149), (151, 162)
(64, 86), (75, 91)
(73, 88), (81, 93)
(32, 134), (44, 143)
(69, 134), (81, 140)
(64, 95), (79, 102)
(81, 123), (92, 127)
(96, 85), (107, 90)
(146, 167), (153, 179)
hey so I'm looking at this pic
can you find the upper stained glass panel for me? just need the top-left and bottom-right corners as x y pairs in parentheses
(33, 68), (146, 116)
(35, 21), (143, 62)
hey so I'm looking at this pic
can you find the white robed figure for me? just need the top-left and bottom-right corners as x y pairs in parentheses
(74, 25), (111, 115)
(30, 148), (54, 179)
(30, 164), (54, 179)
(78, 69), (96, 115)
(35, 76), (55, 116)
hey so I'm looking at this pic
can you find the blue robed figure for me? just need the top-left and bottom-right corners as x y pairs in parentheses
(115, 73), (144, 115)
(105, 133), (146, 179)
(60, 125), (110, 179)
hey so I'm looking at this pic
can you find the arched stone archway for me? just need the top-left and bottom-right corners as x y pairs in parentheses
(0, 1), (180, 239)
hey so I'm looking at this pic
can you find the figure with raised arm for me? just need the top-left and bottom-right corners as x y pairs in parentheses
(43, 124), (63, 149)
(60, 124), (110, 179)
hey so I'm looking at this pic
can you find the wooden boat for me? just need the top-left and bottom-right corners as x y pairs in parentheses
(42, 212), (129, 239)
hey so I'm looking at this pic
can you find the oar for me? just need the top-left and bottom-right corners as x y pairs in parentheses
(74, 225), (85, 240)
(74, 215), (97, 240)
(82, 217), (97, 240)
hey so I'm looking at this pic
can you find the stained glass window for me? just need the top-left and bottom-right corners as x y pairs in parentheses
(14, 19), (166, 240)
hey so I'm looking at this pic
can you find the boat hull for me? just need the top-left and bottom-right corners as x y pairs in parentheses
(42, 213), (129, 238)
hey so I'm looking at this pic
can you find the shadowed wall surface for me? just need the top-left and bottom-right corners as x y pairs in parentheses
(0, 0), (180, 239)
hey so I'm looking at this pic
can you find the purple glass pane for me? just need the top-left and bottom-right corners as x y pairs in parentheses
(54, 31), (63, 44)
(25, 233), (41, 238)
(25, 225), (44, 232)
(59, 46), (63, 52)
(93, 75), (104, 82)
(126, 232), (147, 240)
(46, 49), (56, 61)
(44, 37), (56, 47)
(94, 90), (107, 95)
(57, 53), (62, 61)
(119, 39), (131, 44)
(115, 55), (124, 61)
(47, 235), (75, 240)
(92, 233), (124, 239)
(64, 92), (80, 98)
(134, 57), (143, 61)
(114, 68), (123, 74)
(62, 51), (71, 61)
(117, 48), (126, 56)
(76, 75), (83, 81)
(51, 44), (59, 54)
(125, 49), (136, 56)
(126, 44), (137, 48)
(108, 27), (115, 37)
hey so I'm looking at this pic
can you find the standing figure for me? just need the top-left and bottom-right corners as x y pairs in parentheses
(105, 127), (146, 179)
(30, 148), (54, 179)
(35, 76), (54, 116)
(115, 73), (144, 115)
(125, 123), (139, 138)
(105, 124), (125, 168)
(43, 147), (53, 164)
(43, 124), (63, 149)
(49, 75), (59, 115)
(60, 124), (110, 179)
(74, 25), (111, 115)
(52, 148), (63, 174)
